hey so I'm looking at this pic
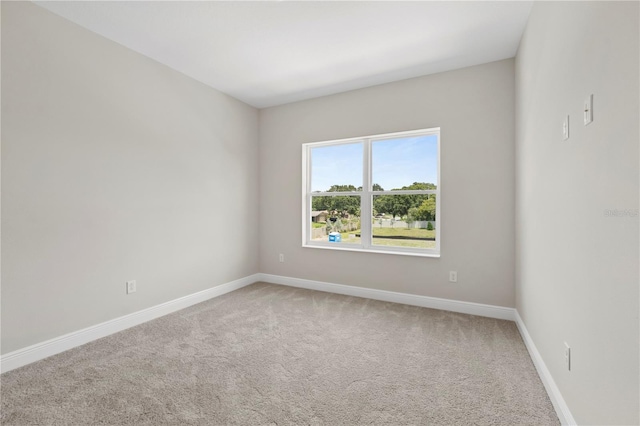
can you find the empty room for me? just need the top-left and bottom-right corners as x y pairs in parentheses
(1, 1), (638, 425)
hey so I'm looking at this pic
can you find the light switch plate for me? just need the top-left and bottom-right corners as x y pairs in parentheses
(562, 115), (570, 140)
(564, 342), (571, 371)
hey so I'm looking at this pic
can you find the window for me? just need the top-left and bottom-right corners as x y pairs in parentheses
(302, 128), (440, 257)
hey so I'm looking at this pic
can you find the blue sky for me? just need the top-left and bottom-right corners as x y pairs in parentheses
(311, 135), (438, 192)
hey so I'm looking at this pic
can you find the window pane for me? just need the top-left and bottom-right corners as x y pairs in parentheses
(310, 196), (361, 244)
(311, 142), (363, 192)
(371, 134), (437, 191)
(372, 194), (436, 249)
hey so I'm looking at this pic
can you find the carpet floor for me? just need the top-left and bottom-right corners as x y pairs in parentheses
(1, 282), (559, 425)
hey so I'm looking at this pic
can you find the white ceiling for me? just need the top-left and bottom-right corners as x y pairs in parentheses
(35, 1), (533, 109)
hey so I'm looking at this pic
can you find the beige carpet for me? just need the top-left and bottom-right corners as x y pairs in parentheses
(1, 282), (558, 425)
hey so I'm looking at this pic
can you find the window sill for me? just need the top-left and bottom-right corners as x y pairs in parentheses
(302, 243), (440, 258)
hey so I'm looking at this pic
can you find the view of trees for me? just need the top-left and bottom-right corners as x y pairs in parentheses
(374, 182), (437, 221)
(407, 196), (436, 222)
(311, 185), (360, 216)
(312, 182), (436, 221)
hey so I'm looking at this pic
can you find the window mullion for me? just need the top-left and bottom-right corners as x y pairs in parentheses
(361, 139), (372, 249)
(303, 145), (311, 245)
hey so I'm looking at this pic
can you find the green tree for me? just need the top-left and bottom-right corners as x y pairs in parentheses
(373, 182), (436, 219)
(312, 184), (361, 216)
(413, 196), (436, 221)
(313, 181), (436, 220)
(407, 207), (418, 228)
(312, 196), (360, 215)
(326, 184), (358, 192)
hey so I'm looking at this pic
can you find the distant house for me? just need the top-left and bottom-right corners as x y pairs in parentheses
(311, 210), (328, 223)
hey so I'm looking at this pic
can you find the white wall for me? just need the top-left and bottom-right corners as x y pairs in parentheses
(7, 4), (637, 423)
(1, 2), (259, 354)
(259, 59), (515, 307)
(515, 2), (639, 424)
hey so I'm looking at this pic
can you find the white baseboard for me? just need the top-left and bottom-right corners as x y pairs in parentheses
(258, 273), (516, 321)
(0, 274), (260, 374)
(514, 311), (576, 425)
(2, 272), (573, 426)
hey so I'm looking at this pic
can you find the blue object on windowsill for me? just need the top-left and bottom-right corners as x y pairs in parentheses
(328, 232), (342, 243)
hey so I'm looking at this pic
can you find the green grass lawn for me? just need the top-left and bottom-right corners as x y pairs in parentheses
(372, 227), (435, 239)
(372, 238), (436, 249)
(327, 227), (436, 249)
(312, 222), (326, 229)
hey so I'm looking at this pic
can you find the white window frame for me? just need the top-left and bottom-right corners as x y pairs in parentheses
(302, 127), (440, 257)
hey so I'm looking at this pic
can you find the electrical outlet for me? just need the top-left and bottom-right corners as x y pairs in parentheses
(564, 342), (571, 371)
(279, 253), (284, 263)
(449, 271), (458, 283)
(126, 280), (136, 294)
